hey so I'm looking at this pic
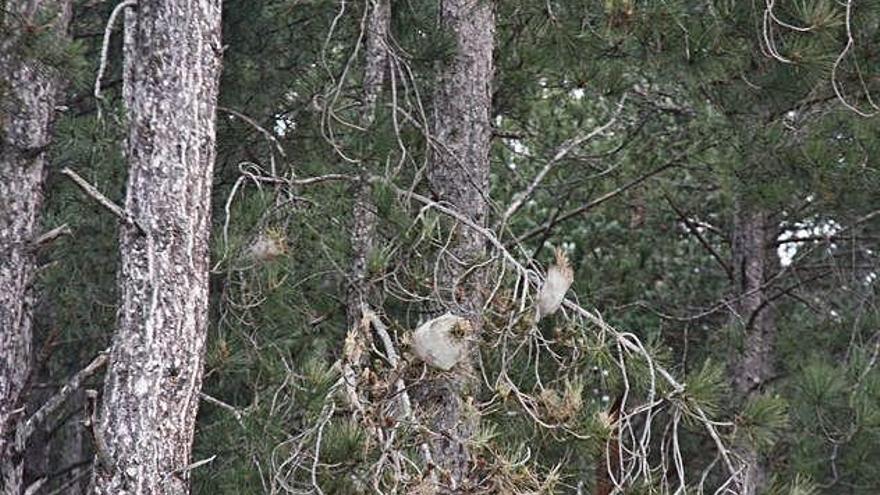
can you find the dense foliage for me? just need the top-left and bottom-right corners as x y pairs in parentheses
(13, 0), (880, 493)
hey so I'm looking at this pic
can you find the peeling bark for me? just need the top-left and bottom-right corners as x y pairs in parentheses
(729, 203), (776, 495)
(0, 1), (71, 492)
(90, 1), (222, 494)
(420, 0), (494, 488)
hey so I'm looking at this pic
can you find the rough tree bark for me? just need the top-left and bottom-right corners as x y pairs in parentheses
(0, 1), (71, 492)
(419, 0), (494, 489)
(360, 0), (390, 130)
(346, 0), (391, 328)
(90, 1), (222, 494)
(729, 203), (776, 495)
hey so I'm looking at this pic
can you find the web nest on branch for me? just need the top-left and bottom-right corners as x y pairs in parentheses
(261, 194), (749, 494)
(219, 3), (751, 492)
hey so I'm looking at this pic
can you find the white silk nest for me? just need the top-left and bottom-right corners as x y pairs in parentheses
(247, 231), (286, 262)
(535, 247), (574, 322)
(411, 313), (471, 371)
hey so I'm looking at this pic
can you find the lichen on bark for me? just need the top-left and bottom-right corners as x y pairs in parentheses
(0, 1), (71, 491)
(90, 1), (223, 493)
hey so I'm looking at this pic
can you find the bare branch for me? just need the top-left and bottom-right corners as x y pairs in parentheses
(515, 159), (680, 244)
(499, 95), (626, 228)
(200, 392), (246, 428)
(21, 350), (109, 444)
(829, 0), (879, 117)
(218, 106), (287, 157)
(95, 0), (137, 115)
(32, 223), (72, 248)
(23, 478), (47, 495)
(60, 167), (142, 231)
(293, 173), (356, 186)
(170, 454), (217, 477)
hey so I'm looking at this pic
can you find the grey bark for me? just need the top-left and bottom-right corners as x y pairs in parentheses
(24, 390), (88, 495)
(90, 1), (222, 494)
(58, 407), (88, 494)
(346, 0), (391, 329)
(729, 203), (776, 495)
(0, 1), (71, 492)
(361, 0), (390, 129)
(420, 0), (494, 489)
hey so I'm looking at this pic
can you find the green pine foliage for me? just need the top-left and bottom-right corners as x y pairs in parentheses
(17, 0), (880, 493)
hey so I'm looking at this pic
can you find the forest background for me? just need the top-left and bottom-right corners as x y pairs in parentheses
(2, 0), (880, 494)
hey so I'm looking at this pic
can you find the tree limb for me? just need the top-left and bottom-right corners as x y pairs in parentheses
(515, 159), (679, 244)
(20, 350), (108, 444)
(32, 223), (72, 248)
(663, 192), (733, 281)
(499, 95), (626, 228)
(60, 167), (142, 232)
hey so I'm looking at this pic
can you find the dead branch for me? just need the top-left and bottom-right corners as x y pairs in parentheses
(94, 0), (137, 117)
(499, 95), (626, 228)
(218, 106), (287, 157)
(60, 167), (142, 232)
(32, 224), (72, 248)
(21, 350), (109, 444)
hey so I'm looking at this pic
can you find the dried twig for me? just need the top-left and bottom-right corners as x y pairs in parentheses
(60, 167), (142, 232)
(20, 350), (109, 444)
(95, 0), (137, 117)
(499, 94), (626, 228)
(32, 223), (72, 247)
(200, 392), (246, 428)
(171, 455), (217, 477)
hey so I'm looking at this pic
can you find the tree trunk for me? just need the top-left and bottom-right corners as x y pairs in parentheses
(0, 1), (71, 492)
(361, 0), (390, 130)
(54, 393), (88, 495)
(420, 0), (494, 489)
(90, 1), (222, 494)
(729, 203), (775, 495)
(346, 0), (390, 328)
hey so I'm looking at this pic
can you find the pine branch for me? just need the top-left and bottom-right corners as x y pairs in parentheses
(60, 167), (143, 232)
(663, 192), (733, 281)
(20, 350), (109, 444)
(515, 159), (680, 244)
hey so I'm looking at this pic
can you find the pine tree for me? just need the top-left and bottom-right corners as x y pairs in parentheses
(346, 0), (390, 328)
(6, 1), (878, 493)
(418, 0), (495, 488)
(90, 1), (223, 493)
(0, 1), (71, 491)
